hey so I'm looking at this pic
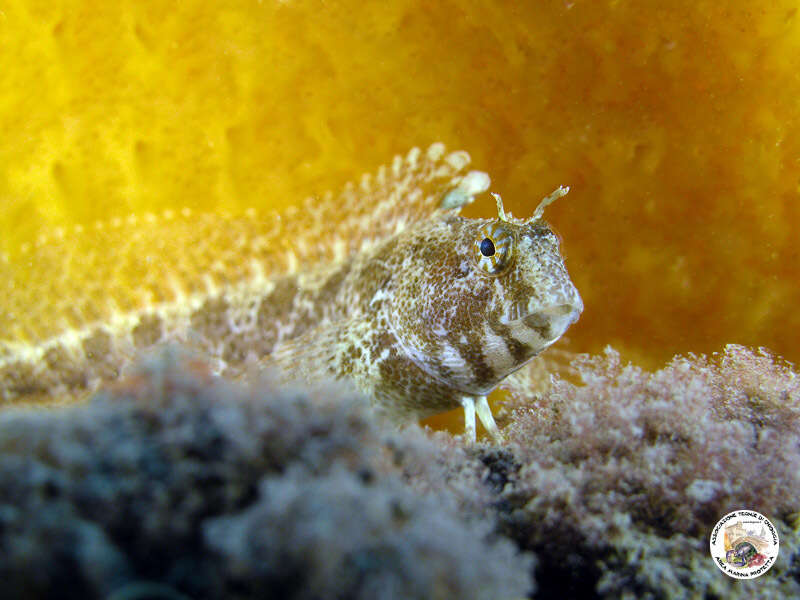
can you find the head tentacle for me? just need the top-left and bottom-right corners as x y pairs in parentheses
(490, 186), (569, 226)
(528, 185), (569, 223)
(491, 192), (509, 222)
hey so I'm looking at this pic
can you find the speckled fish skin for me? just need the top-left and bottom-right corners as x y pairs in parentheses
(0, 143), (582, 439)
(274, 197), (583, 424)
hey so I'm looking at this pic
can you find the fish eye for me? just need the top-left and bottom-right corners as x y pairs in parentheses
(474, 222), (514, 275)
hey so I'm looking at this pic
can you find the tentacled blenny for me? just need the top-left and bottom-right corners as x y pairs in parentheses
(0, 143), (582, 441)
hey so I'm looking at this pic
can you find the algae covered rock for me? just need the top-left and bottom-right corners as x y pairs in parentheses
(488, 345), (800, 598)
(1, 344), (798, 599)
(0, 351), (532, 600)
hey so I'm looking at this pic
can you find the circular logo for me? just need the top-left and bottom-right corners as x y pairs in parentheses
(709, 510), (779, 579)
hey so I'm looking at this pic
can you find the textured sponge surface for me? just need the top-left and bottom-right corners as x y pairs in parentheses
(2, 0), (799, 371)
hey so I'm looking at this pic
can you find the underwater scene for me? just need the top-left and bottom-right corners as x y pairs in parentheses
(1, 0), (799, 598)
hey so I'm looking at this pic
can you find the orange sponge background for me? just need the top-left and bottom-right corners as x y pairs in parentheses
(2, 0), (799, 374)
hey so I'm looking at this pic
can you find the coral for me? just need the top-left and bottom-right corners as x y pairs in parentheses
(488, 345), (800, 598)
(0, 350), (532, 600)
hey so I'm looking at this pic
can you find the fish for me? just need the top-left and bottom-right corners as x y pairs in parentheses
(0, 143), (582, 441)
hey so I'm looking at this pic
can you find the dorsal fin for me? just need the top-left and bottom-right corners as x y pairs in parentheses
(0, 144), (489, 354)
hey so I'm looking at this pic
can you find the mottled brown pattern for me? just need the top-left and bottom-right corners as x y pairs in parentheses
(0, 145), (581, 440)
(0, 361), (47, 397)
(256, 277), (298, 333)
(132, 314), (164, 348)
(191, 298), (231, 342)
(81, 328), (118, 379)
(315, 263), (351, 311)
(43, 346), (87, 390)
(369, 330), (396, 364)
(222, 332), (251, 364)
(287, 290), (317, 340)
(375, 352), (464, 416)
(269, 190), (582, 428)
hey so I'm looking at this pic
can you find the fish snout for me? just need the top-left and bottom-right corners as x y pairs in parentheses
(522, 290), (583, 344)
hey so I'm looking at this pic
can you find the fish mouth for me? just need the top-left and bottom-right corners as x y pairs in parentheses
(520, 303), (582, 344)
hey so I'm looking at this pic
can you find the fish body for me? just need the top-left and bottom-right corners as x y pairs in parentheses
(278, 199), (583, 422)
(0, 143), (582, 439)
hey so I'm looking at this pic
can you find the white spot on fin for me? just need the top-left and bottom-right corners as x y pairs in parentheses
(406, 146), (421, 167)
(427, 142), (446, 161)
(460, 170), (491, 196)
(441, 170), (491, 209)
(445, 151), (470, 170)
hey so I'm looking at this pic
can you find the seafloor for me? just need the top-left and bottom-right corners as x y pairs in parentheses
(3, 0), (800, 373)
(2, 2), (800, 597)
(0, 345), (796, 599)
